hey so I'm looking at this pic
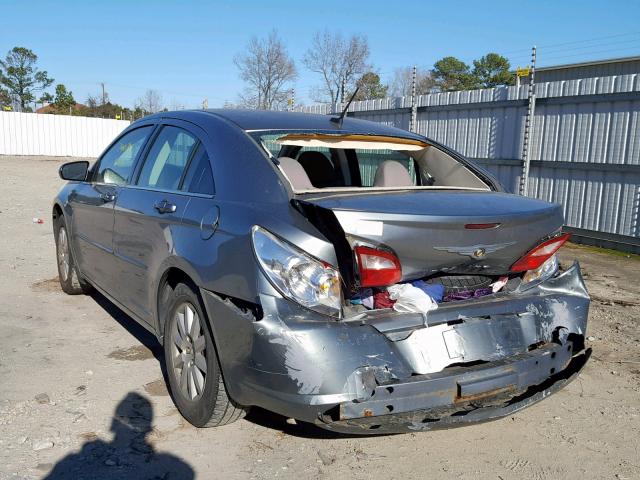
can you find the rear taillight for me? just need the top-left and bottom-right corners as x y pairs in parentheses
(355, 246), (402, 287)
(511, 233), (571, 272)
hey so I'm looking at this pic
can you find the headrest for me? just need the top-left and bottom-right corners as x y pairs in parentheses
(278, 157), (314, 190)
(297, 151), (339, 188)
(373, 160), (413, 187)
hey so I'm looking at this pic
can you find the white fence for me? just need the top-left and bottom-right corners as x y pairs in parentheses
(0, 111), (130, 157)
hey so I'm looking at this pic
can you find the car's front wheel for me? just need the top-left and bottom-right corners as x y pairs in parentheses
(54, 216), (92, 295)
(163, 282), (247, 427)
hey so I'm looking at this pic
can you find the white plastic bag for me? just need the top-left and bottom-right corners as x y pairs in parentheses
(387, 284), (438, 314)
(491, 276), (509, 293)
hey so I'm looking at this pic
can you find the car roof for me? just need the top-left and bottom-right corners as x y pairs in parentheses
(145, 109), (424, 140)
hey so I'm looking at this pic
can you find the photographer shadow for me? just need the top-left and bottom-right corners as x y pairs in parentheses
(45, 392), (193, 480)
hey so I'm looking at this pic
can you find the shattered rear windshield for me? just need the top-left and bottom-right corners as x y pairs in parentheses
(251, 130), (490, 192)
(255, 132), (419, 188)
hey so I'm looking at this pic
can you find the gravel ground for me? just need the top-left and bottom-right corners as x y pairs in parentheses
(0, 155), (639, 480)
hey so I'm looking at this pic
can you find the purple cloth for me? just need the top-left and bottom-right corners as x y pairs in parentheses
(443, 287), (493, 303)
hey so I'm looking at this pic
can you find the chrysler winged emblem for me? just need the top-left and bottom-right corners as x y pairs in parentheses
(434, 242), (516, 259)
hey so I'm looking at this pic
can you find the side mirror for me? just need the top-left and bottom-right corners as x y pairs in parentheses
(59, 161), (89, 181)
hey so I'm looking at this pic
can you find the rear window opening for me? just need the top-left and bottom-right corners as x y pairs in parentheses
(252, 131), (491, 193)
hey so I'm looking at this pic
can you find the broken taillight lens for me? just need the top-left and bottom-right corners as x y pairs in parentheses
(355, 246), (402, 287)
(511, 233), (571, 272)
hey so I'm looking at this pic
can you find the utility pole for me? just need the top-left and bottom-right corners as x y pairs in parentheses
(519, 46), (537, 196)
(340, 78), (346, 104)
(409, 65), (417, 133)
(100, 82), (106, 106)
(287, 89), (295, 111)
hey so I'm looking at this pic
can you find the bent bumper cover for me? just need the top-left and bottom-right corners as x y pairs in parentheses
(201, 262), (590, 433)
(322, 345), (591, 434)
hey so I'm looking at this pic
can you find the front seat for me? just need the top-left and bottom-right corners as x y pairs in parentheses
(297, 151), (341, 188)
(278, 157), (314, 190)
(373, 160), (413, 187)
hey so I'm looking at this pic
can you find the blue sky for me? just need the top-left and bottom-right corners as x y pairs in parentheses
(2, 0), (640, 108)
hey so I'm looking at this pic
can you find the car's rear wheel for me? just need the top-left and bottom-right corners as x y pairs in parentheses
(54, 216), (92, 295)
(163, 282), (247, 427)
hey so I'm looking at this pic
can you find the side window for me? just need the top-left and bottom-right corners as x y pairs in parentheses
(181, 145), (214, 195)
(95, 126), (153, 185)
(137, 126), (198, 191)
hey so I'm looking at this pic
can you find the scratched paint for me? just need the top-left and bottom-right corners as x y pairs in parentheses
(268, 329), (324, 395)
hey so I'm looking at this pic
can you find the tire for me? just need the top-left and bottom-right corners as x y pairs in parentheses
(426, 274), (493, 294)
(163, 283), (247, 427)
(53, 215), (92, 295)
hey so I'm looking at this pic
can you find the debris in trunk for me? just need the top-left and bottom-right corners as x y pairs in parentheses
(443, 288), (493, 302)
(350, 274), (510, 313)
(388, 284), (438, 313)
(373, 290), (394, 309)
(410, 280), (445, 302)
(491, 276), (509, 293)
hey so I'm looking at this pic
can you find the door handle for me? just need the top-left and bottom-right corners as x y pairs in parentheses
(154, 199), (177, 214)
(100, 192), (116, 202)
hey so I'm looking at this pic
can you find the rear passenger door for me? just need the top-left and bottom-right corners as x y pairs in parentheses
(111, 122), (201, 324)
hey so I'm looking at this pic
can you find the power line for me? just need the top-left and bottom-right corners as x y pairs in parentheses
(508, 39), (640, 64)
(540, 37), (640, 55)
(501, 31), (640, 55)
(66, 79), (228, 103)
(536, 45), (640, 64)
(537, 30), (640, 50)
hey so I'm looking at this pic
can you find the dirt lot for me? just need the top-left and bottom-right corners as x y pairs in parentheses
(1, 155), (639, 480)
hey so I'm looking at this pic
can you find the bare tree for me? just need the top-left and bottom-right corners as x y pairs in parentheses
(137, 89), (164, 114)
(86, 94), (98, 110)
(303, 31), (369, 104)
(234, 31), (297, 110)
(390, 67), (436, 97)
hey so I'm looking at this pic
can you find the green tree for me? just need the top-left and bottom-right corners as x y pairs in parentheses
(0, 85), (12, 109)
(53, 84), (76, 114)
(40, 92), (54, 104)
(472, 53), (514, 88)
(83, 93), (136, 119)
(353, 71), (388, 100)
(0, 47), (54, 111)
(432, 56), (478, 91)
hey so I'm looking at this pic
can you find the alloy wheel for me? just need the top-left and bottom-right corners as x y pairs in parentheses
(171, 302), (207, 401)
(57, 227), (70, 282)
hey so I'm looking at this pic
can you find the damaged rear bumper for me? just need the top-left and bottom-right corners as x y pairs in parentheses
(323, 345), (591, 434)
(200, 262), (590, 434)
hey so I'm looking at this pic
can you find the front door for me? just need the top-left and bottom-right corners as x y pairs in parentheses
(70, 125), (154, 291)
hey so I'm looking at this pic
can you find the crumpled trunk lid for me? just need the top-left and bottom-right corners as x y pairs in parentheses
(298, 190), (564, 280)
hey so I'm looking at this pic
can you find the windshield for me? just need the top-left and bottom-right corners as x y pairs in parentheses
(252, 131), (490, 193)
